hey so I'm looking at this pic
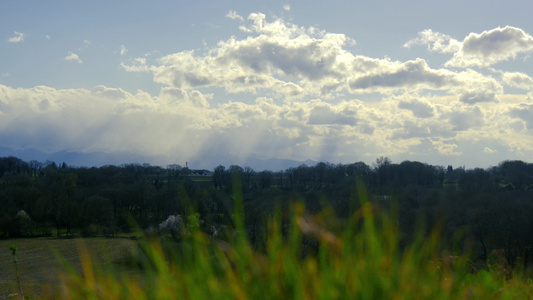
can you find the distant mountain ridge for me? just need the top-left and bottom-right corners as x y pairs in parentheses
(0, 146), (317, 171)
(242, 157), (318, 171)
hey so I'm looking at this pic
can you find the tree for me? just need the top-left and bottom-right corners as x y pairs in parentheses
(243, 167), (255, 192)
(0, 210), (33, 237)
(213, 165), (226, 190)
(259, 170), (273, 189)
(82, 196), (114, 229)
(497, 160), (532, 190)
(15, 210), (33, 237)
(374, 156), (392, 186)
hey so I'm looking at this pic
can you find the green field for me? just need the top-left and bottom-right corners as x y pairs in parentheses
(0, 237), (138, 298)
(1, 187), (533, 299)
(0, 207), (530, 299)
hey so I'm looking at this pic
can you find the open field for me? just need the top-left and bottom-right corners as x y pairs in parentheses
(0, 237), (138, 298)
(1, 213), (533, 299)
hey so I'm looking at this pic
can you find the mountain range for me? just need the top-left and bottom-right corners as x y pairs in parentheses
(0, 146), (317, 172)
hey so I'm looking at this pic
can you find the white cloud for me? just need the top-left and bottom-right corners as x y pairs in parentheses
(307, 100), (357, 125)
(502, 72), (533, 90)
(458, 91), (497, 104)
(120, 45), (127, 56)
(442, 105), (484, 131)
(45, 34), (51, 40)
(406, 26), (533, 68)
(120, 15), (504, 103)
(430, 139), (461, 156)
(7, 31), (25, 43)
(397, 98), (434, 118)
(135, 57), (147, 64)
(3, 12), (533, 168)
(349, 59), (458, 93)
(121, 59), (150, 72)
(404, 29), (461, 54)
(450, 69), (502, 104)
(226, 10), (244, 22)
(0, 81), (532, 168)
(510, 104), (533, 129)
(140, 17), (358, 99)
(0, 84), (362, 165)
(283, 5), (291, 11)
(65, 51), (83, 64)
(484, 147), (497, 154)
(158, 87), (211, 109)
(446, 26), (533, 68)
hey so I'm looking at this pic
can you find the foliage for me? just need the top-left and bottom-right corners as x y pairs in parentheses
(54, 186), (533, 299)
(1, 156), (533, 273)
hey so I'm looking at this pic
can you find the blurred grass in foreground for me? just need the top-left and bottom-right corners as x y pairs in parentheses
(55, 182), (533, 299)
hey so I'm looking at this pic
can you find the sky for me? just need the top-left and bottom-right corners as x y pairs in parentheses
(1, 0), (533, 170)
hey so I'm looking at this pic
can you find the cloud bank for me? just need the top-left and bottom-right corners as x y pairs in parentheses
(2, 13), (533, 168)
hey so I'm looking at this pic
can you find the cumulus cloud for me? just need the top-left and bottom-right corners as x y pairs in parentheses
(443, 106), (484, 131)
(307, 101), (357, 125)
(0, 83), (395, 166)
(458, 91), (497, 104)
(65, 51), (83, 64)
(349, 59), (458, 93)
(404, 29), (461, 53)
(138, 15), (359, 99)
(158, 87), (211, 109)
(449, 69), (502, 104)
(7, 31), (25, 43)
(3, 12), (533, 168)
(397, 98), (434, 118)
(406, 26), (533, 68)
(122, 13), (504, 103)
(510, 104), (533, 129)
(430, 139), (461, 156)
(0, 80), (531, 168)
(0, 84), (211, 157)
(121, 57), (150, 72)
(502, 72), (533, 90)
(446, 26), (533, 68)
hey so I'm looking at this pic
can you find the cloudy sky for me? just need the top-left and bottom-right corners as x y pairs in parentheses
(1, 0), (533, 169)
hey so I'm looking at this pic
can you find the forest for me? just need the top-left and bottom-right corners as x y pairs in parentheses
(0, 155), (532, 271)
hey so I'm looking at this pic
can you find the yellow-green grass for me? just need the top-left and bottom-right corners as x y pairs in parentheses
(2, 181), (533, 299)
(56, 186), (533, 299)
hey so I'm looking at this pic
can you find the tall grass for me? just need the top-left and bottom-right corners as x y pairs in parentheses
(56, 182), (533, 299)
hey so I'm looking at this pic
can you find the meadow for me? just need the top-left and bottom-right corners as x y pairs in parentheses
(1, 186), (532, 299)
(0, 237), (138, 298)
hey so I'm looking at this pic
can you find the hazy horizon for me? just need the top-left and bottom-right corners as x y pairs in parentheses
(2, 1), (533, 170)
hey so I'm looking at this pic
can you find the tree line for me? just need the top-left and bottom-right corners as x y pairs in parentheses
(0, 156), (532, 268)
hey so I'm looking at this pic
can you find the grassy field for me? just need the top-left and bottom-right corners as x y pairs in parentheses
(1, 187), (533, 299)
(0, 237), (138, 298)
(57, 197), (533, 299)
